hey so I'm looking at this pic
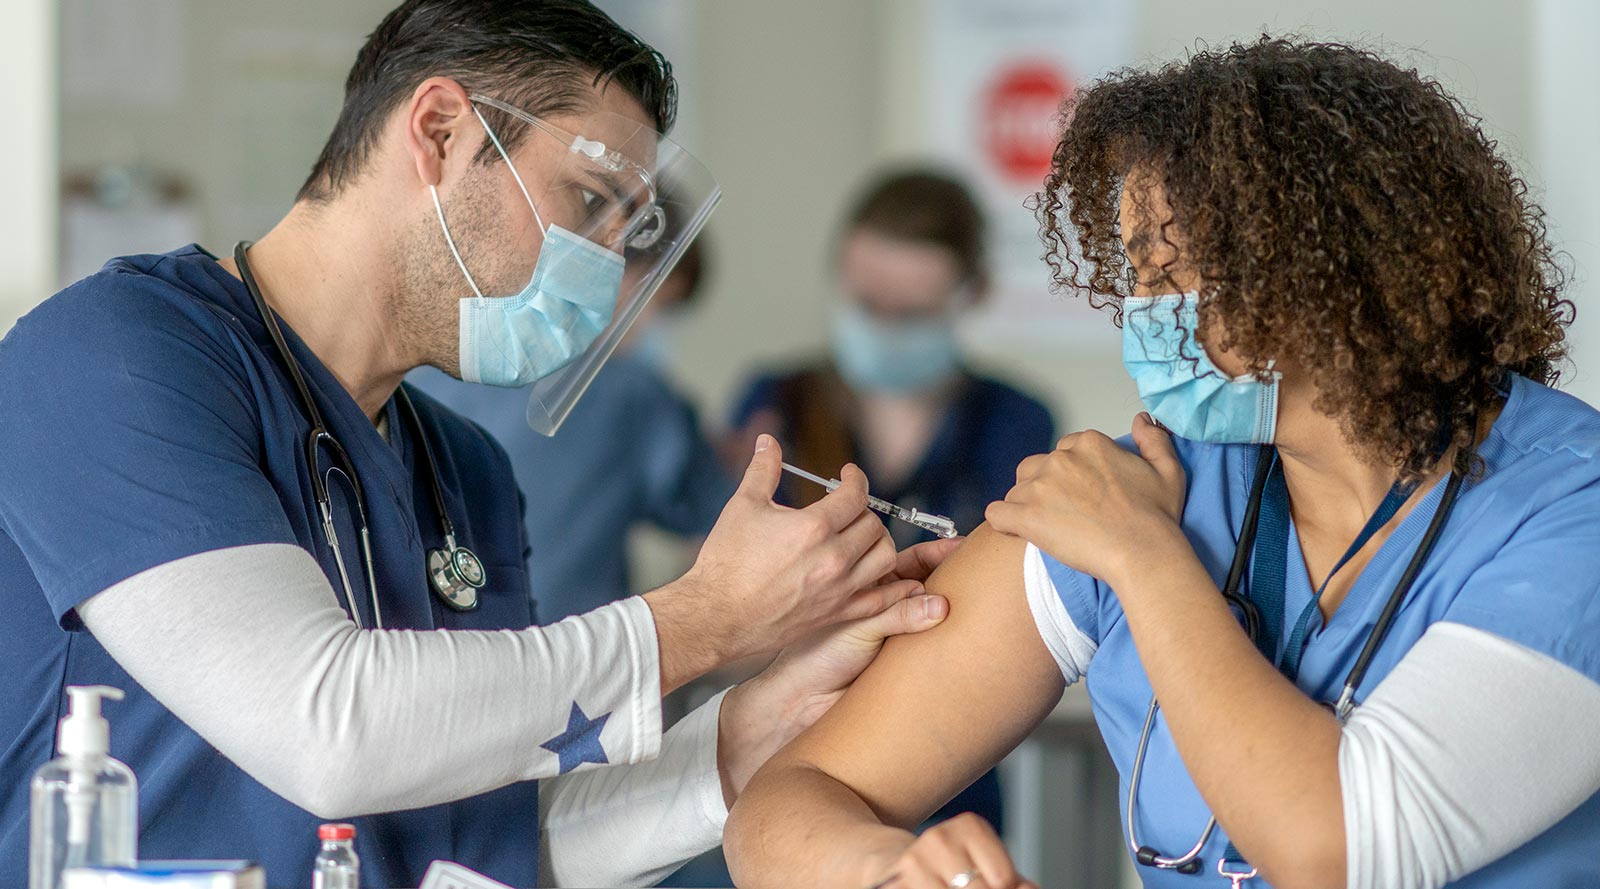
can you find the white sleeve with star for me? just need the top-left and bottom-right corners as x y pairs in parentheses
(76, 543), (665, 817)
(539, 689), (730, 888)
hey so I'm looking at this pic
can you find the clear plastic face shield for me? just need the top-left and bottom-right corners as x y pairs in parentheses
(465, 93), (720, 435)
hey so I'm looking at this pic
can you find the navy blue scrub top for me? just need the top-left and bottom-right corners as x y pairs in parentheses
(0, 247), (541, 888)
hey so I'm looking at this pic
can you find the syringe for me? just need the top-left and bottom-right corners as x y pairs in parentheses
(781, 462), (960, 539)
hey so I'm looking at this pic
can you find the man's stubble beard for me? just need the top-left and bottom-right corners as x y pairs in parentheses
(391, 175), (502, 380)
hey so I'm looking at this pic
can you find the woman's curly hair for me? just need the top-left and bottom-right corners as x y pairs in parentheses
(1035, 37), (1573, 482)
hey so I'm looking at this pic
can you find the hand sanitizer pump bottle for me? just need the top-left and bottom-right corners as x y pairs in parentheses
(29, 686), (138, 889)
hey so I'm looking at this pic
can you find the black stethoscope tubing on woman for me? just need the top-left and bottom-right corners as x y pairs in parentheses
(233, 241), (487, 626)
(1127, 443), (1465, 876)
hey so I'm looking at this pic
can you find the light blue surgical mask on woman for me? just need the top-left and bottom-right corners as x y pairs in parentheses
(831, 303), (962, 394)
(432, 107), (624, 388)
(1121, 292), (1279, 443)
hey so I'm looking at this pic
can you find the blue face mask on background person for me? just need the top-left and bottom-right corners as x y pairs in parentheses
(1121, 292), (1280, 443)
(832, 302), (961, 394)
(627, 315), (679, 371)
(431, 115), (625, 388)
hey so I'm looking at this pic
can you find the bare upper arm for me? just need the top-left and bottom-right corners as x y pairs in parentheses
(769, 524), (1068, 828)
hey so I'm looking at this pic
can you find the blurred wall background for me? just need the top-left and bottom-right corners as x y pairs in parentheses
(32, 0), (1590, 435)
(0, 0), (57, 329)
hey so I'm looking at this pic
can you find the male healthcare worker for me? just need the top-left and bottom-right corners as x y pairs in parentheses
(0, 2), (958, 887)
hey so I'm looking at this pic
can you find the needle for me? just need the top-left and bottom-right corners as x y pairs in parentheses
(781, 462), (960, 539)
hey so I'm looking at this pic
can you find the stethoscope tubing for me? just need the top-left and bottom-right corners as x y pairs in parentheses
(233, 240), (480, 626)
(1127, 445), (1464, 873)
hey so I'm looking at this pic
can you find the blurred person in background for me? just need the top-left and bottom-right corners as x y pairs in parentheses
(726, 169), (1057, 834)
(412, 237), (735, 623)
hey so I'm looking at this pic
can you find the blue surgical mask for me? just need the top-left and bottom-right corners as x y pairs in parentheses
(627, 316), (677, 371)
(831, 303), (961, 394)
(431, 130), (624, 388)
(449, 219), (623, 387)
(1121, 293), (1279, 443)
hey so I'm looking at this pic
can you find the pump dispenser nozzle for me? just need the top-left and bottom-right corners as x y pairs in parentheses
(58, 686), (123, 759)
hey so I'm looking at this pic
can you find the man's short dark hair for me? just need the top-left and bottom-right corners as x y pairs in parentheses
(298, 0), (676, 203)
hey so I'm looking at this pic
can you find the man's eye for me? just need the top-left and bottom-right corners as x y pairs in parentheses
(580, 188), (606, 213)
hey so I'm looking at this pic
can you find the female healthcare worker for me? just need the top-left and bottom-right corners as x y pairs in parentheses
(725, 38), (1600, 889)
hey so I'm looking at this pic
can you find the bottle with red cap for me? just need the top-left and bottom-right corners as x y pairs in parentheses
(313, 823), (359, 889)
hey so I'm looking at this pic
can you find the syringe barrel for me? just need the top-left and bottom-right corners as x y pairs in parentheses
(866, 496), (907, 519)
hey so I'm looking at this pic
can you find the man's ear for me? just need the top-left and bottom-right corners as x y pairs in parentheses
(402, 77), (477, 190)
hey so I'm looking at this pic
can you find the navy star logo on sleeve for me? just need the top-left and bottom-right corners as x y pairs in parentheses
(541, 702), (612, 774)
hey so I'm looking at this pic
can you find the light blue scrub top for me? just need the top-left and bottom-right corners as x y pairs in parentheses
(1043, 375), (1600, 887)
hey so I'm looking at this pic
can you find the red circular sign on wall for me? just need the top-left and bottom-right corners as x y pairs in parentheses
(981, 61), (1074, 184)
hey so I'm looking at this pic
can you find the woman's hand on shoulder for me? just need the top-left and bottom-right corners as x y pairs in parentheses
(985, 412), (1189, 587)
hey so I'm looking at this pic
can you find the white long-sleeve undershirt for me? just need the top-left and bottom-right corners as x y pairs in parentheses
(76, 542), (729, 888)
(1021, 543), (1600, 889)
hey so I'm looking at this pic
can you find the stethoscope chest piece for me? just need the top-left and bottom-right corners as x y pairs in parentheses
(428, 542), (486, 611)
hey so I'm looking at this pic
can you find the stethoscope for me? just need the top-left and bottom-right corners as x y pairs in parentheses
(1126, 443), (1465, 879)
(233, 241), (487, 626)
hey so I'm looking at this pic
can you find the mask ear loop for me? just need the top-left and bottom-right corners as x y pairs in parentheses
(1257, 358), (1281, 443)
(431, 102), (553, 301)
(430, 185), (484, 299)
(472, 103), (548, 236)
